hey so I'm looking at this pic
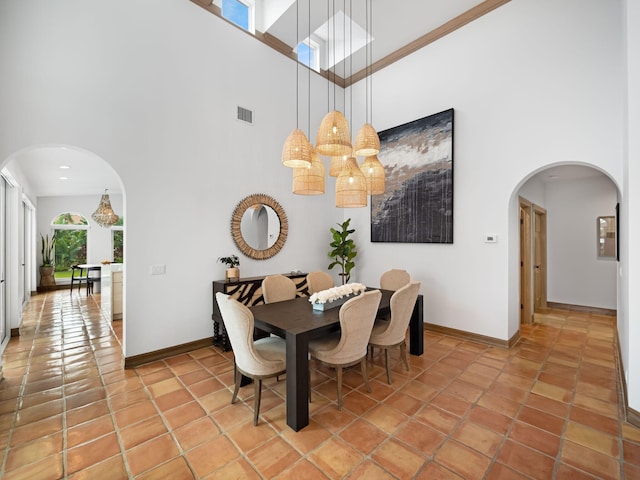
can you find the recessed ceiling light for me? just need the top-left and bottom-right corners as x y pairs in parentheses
(59, 165), (70, 169)
(59, 176), (68, 180)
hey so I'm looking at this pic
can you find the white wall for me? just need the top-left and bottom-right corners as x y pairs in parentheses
(545, 176), (618, 309)
(348, 0), (624, 342)
(0, 0), (338, 357)
(623, 0), (640, 411)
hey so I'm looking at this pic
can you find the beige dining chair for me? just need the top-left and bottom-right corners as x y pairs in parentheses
(306, 271), (335, 295)
(379, 269), (411, 291)
(215, 292), (286, 425)
(262, 274), (297, 303)
(309, 289), (382, 410)
(369, 281), (421, 384)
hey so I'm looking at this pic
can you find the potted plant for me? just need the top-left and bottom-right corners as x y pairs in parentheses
(40, 232), (57, 289)
(218, 255), (240, 282)
(328, 218), (357, 285)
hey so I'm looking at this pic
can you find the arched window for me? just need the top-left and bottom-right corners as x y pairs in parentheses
(51, 212), (89, 279)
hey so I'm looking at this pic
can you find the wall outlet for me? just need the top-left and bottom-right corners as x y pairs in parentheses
(151, 264), (166, 275)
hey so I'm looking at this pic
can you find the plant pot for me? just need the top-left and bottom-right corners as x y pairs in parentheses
(225, 267), (239, 283)
(39, 266), (56, 289)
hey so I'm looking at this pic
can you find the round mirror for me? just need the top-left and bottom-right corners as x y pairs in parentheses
(231, 194), (288, 260)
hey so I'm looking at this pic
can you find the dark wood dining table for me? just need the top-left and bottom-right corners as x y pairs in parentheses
(249, 289), (423, 431)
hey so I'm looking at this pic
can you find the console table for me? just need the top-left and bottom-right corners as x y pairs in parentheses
(211, 272), (308, 351)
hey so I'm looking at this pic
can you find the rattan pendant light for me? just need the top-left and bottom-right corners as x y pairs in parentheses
(354, 0), (380, 157)
(354, 123), (380, 156)
(315, 110), (352, 156)
(360, 155), (385, 194)
(282, 129), (313, 167)
(282, 0), (313, 169)
(335, 156), (367, 207)
(91, 190), (119, 228)
(293, 152), (325, 195)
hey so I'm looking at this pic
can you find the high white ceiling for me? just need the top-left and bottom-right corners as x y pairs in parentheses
(6, 0), (606, 198)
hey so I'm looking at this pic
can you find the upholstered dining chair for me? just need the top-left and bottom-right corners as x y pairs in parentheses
(368, 281), (421, 384)
(379, 269), (411, 291)
(262, 274), (297, 303)
(309, 289), (382, 410)
(215, 292), (286, 425)
(306, 271), (335, 295)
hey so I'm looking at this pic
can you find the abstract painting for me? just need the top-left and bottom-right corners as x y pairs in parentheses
(371, 108), (454, 243)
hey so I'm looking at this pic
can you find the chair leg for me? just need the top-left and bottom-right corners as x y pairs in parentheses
(361, 358), (371, 393)
(231, 366), (241, 404)
(400, 342), (409, 371)
(336, 366), (343, 410)
(384, 348), (392, 384)
(253, 379), (262, 426)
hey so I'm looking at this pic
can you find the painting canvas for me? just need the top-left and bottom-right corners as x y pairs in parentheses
(371, 108), (454, 243)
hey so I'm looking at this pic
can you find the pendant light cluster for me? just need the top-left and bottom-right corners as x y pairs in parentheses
(281, 0), (385, 208)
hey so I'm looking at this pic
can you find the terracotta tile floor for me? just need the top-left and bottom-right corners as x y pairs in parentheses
(1, 291), (640, 479)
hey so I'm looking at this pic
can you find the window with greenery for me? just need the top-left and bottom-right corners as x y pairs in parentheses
(221, 0), (254, 33)
(52, 213), (89, 279)
(112, 217), (124, 263)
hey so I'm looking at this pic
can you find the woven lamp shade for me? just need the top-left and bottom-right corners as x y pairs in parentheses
(282, 128), (313, 168)
(329, 156), (346, 177)
(315, 111), (352, 157)
(354, 123), (380, 156)
(91, 193), (119, 228)
(293, 152), (325, 195)
(360, 155), (385, 195)
(336, 157), (367, 208)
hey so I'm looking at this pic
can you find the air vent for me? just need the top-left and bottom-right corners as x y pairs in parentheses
(236, 106), (254, 125)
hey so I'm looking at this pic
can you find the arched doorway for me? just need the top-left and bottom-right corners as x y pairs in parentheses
(0, 144), (125, 356)
(510, 163), (619, 333)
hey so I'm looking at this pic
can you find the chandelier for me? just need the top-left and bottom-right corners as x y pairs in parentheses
(91, 189), (120, 227)
(282, 0), (385, 208)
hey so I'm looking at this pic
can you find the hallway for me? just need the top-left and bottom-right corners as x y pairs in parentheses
(0, 290), (639, 479)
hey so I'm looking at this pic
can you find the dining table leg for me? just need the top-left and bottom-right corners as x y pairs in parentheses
(285, 331), (309, 431)
(409, 295), (424, 355)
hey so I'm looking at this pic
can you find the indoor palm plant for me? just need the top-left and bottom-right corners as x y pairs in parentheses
(218, 255), (240, 282)
(40, 232), (57, 288)
(328, 218), (357, 285)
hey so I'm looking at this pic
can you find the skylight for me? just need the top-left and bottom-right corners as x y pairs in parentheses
(221, 0), (254, 33)
(297, 39), (319, 71)
(309, 10), (372, 71)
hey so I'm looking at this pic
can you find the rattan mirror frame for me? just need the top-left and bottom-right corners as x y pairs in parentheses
(231, 194), (288, 260)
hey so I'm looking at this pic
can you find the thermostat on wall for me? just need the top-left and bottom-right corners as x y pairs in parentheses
(485, 234), (498, 243)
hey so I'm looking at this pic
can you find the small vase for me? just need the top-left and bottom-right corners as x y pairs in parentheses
(226, 267), (239, 283)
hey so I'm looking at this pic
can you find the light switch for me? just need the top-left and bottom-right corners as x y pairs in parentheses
(151, 264), (166, 275)
(484, 234), (498, 243)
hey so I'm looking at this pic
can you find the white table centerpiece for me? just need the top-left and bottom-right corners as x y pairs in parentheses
(309, 283), (367, 311)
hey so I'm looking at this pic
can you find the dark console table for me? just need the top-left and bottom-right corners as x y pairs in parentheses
(211, 272), (308, 351)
